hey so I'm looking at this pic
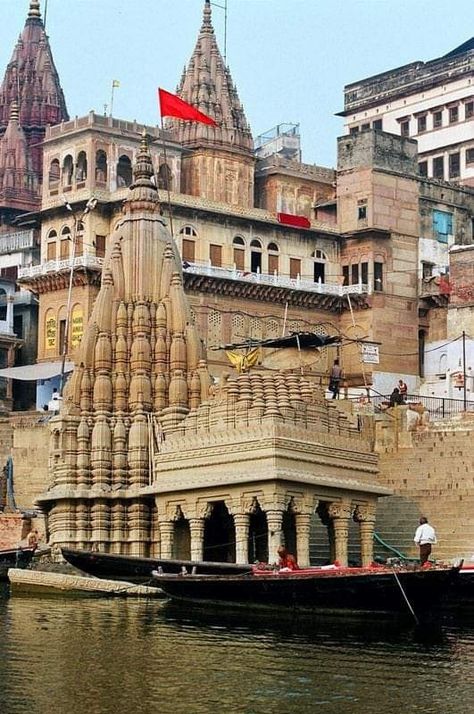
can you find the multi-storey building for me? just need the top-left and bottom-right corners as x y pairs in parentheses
(339, 38), (474, 185)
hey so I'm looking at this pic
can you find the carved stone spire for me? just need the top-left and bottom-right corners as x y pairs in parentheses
(0, 98), (39, 212)
(169, 0), (253, 155)
(0, 0), (69, 183)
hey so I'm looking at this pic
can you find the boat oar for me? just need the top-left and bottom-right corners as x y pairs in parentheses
(391, 568), (419, 625)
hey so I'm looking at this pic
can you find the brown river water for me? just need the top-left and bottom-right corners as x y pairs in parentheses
(1, 584), (474, 714)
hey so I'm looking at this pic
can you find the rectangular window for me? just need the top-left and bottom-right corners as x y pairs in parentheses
(75, 234), (83, 257)
(372, 118), (383, 131)
(342, 265), (349, 286)
(60, 238), (70, 259)
(313, 261), (325, 283)
(210, 244), (222, 267)
(433, 156), (444, 180)
(233, 248), (245, 271)
(449, 106), (459, 124)
(358, 202), (367, 220)
(417, 115), (427, 133)
(268, 253), (279, 275)
(400, 120), (410, 137)
(449, 153), (460, 179)
(361, 261), (368, 285)
(466, 148), (474, 165)
(466, 101), (474, 119)
(422, 262), (433, 279)
(182, 239), (195, 263)
(351, 263), (359, 285)
(95, 235), (106, 258)
(349, 126), (359, 135)
(418, 161), (428, 177)
(433, 209), (453, 243)
(374, 261), (384, 292)
(433, 111), (443, 129)
(361, 123), (370, 131)
(289, 258), (301, 280)
(47, 242), (56, 261)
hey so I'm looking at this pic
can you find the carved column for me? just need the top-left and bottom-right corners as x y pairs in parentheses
(265, 509), (284, 564)
(189, 518), (205, 562)
(233, 513), (250, 564)
(295, 512), (312, 567)
(328, 501), (353, 566)
(353, 504), (377, 566)
(159, 520), (174, 559)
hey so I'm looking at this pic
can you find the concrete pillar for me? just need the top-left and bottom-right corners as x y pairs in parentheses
(159, 521), (174, 559)
(6, 294), (14, 333)
(295, 512), (312, 567)
(353, 504), (376, 566)
(189, 518), (205, 562)
(233, 513), (250, 564)
(328, 502), (353, 566)
(265, 509), (284, 564)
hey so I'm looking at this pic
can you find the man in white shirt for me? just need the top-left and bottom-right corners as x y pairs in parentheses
(414, 516), (437, 565)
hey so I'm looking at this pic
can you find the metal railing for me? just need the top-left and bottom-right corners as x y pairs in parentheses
(361, 392), (472, 418)
(18, 254), (104, 279)
(184, 261), (370, 297)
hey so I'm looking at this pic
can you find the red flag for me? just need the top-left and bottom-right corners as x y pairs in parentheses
(158, 88), (217, 126)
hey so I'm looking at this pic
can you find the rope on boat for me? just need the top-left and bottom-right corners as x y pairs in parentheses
(390, 567), (419, 625)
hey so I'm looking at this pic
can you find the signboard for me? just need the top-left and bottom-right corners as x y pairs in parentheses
(45, 316), (57, 350)
(362, 344), (379, 364)
(71, 307), (84, 349)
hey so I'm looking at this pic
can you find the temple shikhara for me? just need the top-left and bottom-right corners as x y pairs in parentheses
(2, 1), (474, 562)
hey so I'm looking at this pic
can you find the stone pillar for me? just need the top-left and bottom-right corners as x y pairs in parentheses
(328, 501), (353, 566)
(159, 521), (174, 559)
(189, 518), (205, 562)
(265, 509), (284, 564)
(295, 512), (312, 567)
(6, 294), (14, 333)
(233, 513), (250, 564)
(353, 504), (376, 566)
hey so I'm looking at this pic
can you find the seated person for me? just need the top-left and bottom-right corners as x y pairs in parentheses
(389, 387), (404, 407)
(277, 545), (300, 571)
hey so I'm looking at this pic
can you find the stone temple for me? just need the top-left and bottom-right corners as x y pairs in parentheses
(37, 135), (390, 567)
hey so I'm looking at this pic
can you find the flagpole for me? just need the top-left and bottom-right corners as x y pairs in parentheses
(110, 81), (119, 118)
(159, 116), (175, 240)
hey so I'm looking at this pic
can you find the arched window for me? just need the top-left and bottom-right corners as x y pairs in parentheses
(311, 249), (327, 283)
(95, 150), (108, 184)
(268, 242), (279, 275)
(157, 163), (172, 191)
(60, 227), (71, 260)
(250, 238), (262, 274)
(233, 236), (245, 270)
(76, 151), (87, 183)
(62, 155), (73, 187)
(180, 225), (197, 237)
(117, 154), (132, 187)
(48, 159), (60, 187)
(46, 229), (57, 261)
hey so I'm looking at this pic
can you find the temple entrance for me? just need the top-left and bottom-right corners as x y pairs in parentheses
(173, 516), (191, 560)
(203, 501), (235, 562)
(248, 506), (268, 563)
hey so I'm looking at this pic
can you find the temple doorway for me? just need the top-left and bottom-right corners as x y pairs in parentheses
(173, 516), (191, 560)
(248, 505), (268, 563)
(203, 501), (235, 562)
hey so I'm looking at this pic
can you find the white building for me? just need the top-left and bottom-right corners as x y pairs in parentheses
(338, 39), (474, 186)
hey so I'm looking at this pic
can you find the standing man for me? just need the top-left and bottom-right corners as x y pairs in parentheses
(329, 359), (343, 399)
(414, 516), (437, 565)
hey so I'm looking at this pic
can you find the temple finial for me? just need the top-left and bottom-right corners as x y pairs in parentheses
(28, 0), (41, 19)
(9, 100), (19, 123)
(202, 0), (212, 28)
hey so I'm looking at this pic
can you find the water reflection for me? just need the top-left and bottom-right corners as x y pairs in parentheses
(1, 586), (474, 714)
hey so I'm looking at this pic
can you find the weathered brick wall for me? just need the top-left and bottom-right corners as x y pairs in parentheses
(375, 418), (474, 561)
(0, 513), (30, 549)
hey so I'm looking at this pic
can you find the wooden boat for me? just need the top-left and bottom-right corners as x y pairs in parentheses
(0, 546), (36, 580)
(61, 548), (252, 584)
(152, 562), (461, 616)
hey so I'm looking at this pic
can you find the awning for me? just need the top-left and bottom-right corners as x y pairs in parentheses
(0, 361), (74, 381)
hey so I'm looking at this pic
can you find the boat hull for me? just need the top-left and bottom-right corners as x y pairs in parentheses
(61, 548), (252, 584)
(0, 547), (36, 580)
(153, 566), (459, 615)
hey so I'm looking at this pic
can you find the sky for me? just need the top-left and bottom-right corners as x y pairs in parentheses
(1, 0), (474, 168)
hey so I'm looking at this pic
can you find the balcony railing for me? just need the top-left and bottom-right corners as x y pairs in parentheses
(184, 262), (370, 296)
(18, 254), (104, 279)
(0, 229), (36, 256)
